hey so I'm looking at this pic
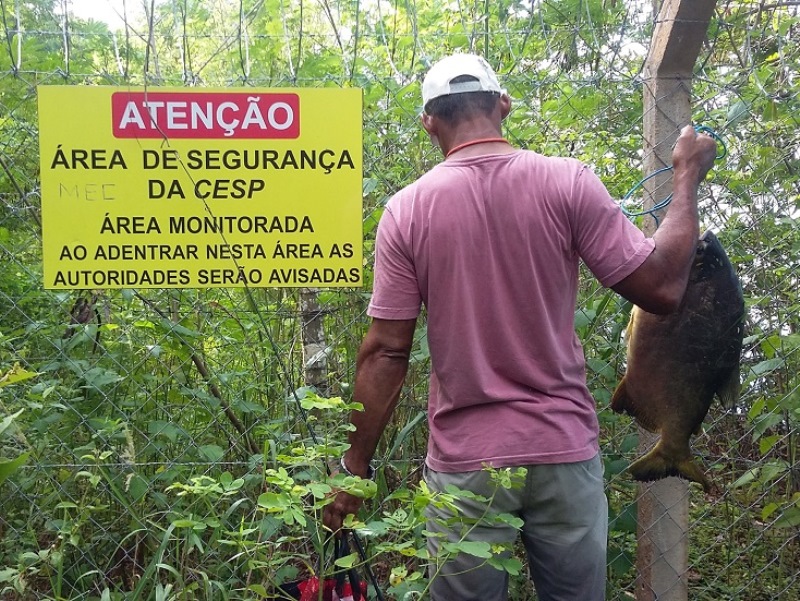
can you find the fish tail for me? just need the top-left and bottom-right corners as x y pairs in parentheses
(628, 444), (711, 493)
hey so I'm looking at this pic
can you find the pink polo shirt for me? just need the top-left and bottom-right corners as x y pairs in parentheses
(368, 150), (654, 472)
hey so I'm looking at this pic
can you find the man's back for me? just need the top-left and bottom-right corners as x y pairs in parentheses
(369, 150), (654, 471)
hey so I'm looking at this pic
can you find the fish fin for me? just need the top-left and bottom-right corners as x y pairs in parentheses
(611, 377), (660, 433)
(716, 367), (741, 410)
(628, 443), (711, 493)
(610, 377), (629, 414)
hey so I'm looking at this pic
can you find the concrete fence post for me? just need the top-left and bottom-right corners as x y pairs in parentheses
(637, 1), (717, 599)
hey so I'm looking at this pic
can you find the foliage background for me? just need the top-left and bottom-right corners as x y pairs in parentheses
(0, 0), (798, 599)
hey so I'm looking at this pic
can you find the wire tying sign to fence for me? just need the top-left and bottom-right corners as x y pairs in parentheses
(38, 86), (363, 289)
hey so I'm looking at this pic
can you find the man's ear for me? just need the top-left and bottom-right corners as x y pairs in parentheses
(499, 94), (512, 121)
(421, 112), (438, 136)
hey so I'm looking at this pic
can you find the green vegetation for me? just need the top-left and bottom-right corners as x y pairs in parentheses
(0, 0), (798, 599)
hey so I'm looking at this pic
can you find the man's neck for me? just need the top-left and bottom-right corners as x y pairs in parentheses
(442, 123), (513, 159)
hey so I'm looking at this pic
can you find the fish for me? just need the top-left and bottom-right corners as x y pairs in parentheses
(611, 229), (745, 492)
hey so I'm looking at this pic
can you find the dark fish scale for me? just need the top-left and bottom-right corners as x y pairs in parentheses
(611, 229), (745, 492)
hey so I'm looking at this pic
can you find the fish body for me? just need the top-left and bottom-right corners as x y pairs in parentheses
(611, 230), (745, 491)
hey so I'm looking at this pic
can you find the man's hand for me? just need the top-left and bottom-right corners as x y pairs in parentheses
(672, 125), (718, 184)
(323, 489), (364, 533)
(612, 124), (719, 314)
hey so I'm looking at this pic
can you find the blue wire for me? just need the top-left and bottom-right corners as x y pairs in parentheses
(621, 125), (726, 221)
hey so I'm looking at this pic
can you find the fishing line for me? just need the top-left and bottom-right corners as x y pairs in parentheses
(621, 125), (726, 224)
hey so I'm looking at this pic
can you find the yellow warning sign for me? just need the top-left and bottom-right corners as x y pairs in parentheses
(38, 86), (363, 289)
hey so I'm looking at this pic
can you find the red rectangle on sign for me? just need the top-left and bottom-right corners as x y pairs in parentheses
(111, 92), (300, 139)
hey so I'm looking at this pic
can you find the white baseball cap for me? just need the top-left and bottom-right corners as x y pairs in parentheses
(422, 53), (505, 110)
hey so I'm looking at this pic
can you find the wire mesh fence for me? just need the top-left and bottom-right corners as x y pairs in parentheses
(0, 0), (798, 599)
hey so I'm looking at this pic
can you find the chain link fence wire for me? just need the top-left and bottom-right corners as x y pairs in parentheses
(0, 0), (798, 599)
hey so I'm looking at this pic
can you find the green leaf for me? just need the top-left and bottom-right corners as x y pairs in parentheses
(487, 555), (523, 575)
(128, 474), (149, 502)
(247, 584), (268, 597)
(172, 519), (202, 529)
(748, 397), (766, 420)
(307, 482), (332, 498)
(334, 552), (358, 568)
(726, 99), (750, 126)
(621, 434), (639, 453)
(0, 365), (38, 388)
(363, 206), (384, 237)
(731, 468), (759, 489)
(759, 335), (781, 358)
(362, 178), (379, 196)
(386, 410), (427, 461)
(300, 394), (346, 411)
(760, 462), (788, 485)
(773, 506), (800, 529)
(442, 484), (488, 503)
(752, 413), (784, 439)
(750, 358), (783, 377)
(0, 453), (29, 485)
(611, 502), (637, 534)
(605, 458), (629, 477)
(607, 543), (635, 578)
(759, 434), (781, 455)
(762, 502), (779, 521)
(198, 444), (225, 462)
(362, 520), (391, 536)
(158, 318), (202, 338)
(290, 507), (307, 527)
(574, 308), (595, 329)
(0, 409), (24, 438)
(148, 421), (187, 442)
(493, 512), (524, 529)
(340, 477), (377, 499)
(586, 358), (615, 380)
(257, 492), (291, 510)
(81, 367), (124, 390)
(442, 540), (492, 559)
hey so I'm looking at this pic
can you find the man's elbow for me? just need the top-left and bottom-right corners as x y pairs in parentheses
(613, 275), (686, 314)
(612, 251), (692, 315)
(636, 282), (685, 315)
(376, 345), (412, 362)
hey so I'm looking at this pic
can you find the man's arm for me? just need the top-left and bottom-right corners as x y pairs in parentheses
(322, 317), (416, 532)
(612, 125), (718, 313)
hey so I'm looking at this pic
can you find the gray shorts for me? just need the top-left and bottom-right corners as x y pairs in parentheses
(424, 454), (608, 601)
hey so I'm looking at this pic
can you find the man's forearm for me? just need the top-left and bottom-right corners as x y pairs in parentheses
(343, 319), (415, 477)
(611, 127), (717, 313)
(650, 165), (702, 299)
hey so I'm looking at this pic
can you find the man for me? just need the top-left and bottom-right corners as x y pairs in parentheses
(323, 53), (717, 600)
